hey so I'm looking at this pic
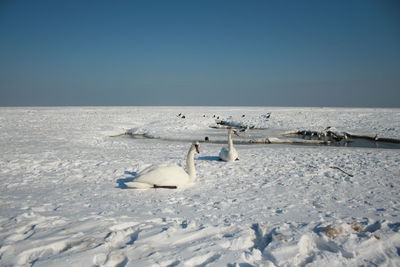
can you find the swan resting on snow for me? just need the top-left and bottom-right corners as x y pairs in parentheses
(125, 141), (200, 189)
(219, 128), (239, 162)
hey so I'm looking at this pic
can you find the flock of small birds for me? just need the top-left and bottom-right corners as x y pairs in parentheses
(261, 113), (271, 120)
(174, 112), (272, 142)
(176, 112), (272, 122)
(177, 113), (223, 120)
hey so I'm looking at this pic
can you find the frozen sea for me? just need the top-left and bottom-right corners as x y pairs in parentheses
(0, 106), (399, 266)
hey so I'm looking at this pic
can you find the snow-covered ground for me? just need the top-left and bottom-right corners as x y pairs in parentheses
(0, 106), (399, 267)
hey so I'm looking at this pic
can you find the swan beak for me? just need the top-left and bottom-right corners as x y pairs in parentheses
(233, 130), (240, 137)
(195, 144), (200, 153)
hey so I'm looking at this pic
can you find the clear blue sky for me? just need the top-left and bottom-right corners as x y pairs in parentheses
(0, 0), (399, 107)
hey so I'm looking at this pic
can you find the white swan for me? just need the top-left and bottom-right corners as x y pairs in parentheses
(125, 141), (200, 189)
(219, 128), (239, 162)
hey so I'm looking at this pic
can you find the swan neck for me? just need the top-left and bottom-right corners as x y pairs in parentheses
(186, 146), (196, 181)
(228, 130), (233, 148)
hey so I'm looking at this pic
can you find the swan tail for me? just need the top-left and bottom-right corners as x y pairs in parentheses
(125, 181), (153, 189)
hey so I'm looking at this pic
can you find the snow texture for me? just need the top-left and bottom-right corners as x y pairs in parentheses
(0, 106), (399, 266)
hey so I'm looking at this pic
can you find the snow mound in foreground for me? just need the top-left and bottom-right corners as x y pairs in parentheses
(1, 213), (399, 266)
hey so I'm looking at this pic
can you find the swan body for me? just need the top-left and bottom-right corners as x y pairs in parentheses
(219, 128), (239, 162)
(125, 142), (200, 189)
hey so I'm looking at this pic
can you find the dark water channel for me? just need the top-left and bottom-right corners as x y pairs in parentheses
(231, 129), (400, 149)
(127, 128), (400, 150)
(286, 134), (400, 149)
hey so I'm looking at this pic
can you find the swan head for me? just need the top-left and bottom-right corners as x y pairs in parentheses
(228, 127), (240, 137)
(192, 141), (200, 153)
(233, 130), (240, 137)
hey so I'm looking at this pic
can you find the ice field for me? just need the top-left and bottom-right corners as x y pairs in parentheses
(0, 106), (399, 266)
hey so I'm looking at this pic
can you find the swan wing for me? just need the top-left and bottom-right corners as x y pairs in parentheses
(134, 165), (191, 186)
(219, 147), (229, 160)
(137, 163), (170, 176)
(219, 147), (238, 162)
